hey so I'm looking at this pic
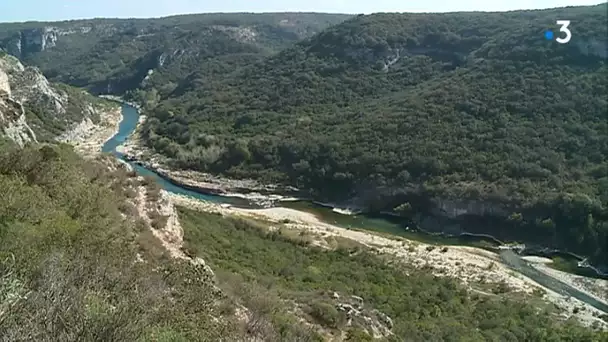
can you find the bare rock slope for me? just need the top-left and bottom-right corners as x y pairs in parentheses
(0, 54), (37, 146)
(0, 52), (118, 146)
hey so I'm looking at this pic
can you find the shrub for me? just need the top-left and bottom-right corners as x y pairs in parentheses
(308, 301), (342, 329)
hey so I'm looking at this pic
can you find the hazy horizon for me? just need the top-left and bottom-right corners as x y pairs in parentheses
(1, 0), (605, 23)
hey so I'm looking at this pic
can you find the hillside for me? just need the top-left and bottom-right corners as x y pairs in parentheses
(0, 143), (238, 340)
(1, 8), (608, 339)
(1, 141), (607, 340)
(0, 52), (117, 145)
(0, 13), (352, 94)
(133, 5), (608, 264)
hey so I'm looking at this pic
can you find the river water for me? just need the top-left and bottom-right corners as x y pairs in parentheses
(102, 104), (228, 203)
(102, 103), (608, 314)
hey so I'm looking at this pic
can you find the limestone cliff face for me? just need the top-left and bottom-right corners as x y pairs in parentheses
(0, 53), (99, 146)
(7, 60), (66, 116)
(0, 53), (118, 147)
(0, 54), (37, 146)
(0, 62), (10, 94)
(3, 27), (59, 58)
(0, 53), (66, 111)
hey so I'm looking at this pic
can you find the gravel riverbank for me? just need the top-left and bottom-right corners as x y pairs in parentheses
(56, 105), (121, 155)
(167, 192), (608, 329)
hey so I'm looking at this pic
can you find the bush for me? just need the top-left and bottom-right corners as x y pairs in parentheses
(345, 328), (373, 341)
(308, 301), (342, 329)
(179, 208), (606, 341)
(0, 145), (238, 340)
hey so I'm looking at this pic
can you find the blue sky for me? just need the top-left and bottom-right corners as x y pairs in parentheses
(0, 0), (604, 22)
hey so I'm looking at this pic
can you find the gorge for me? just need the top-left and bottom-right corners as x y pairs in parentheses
(105, 101), (608, 314)
(1, 6), (607, 338)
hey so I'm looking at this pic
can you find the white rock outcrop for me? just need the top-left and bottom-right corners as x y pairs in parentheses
(0, 55), (37, 146)
(0, 53), (76, 146)
(0, 66), (10, 96)
(2, 109), (37, 147)
(5, 27), (59, 57)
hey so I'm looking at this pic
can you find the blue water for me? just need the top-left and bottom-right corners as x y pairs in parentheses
(101, 104), (231, 203)
(101, 104), (139, 154)
(103, 103), (608, 314)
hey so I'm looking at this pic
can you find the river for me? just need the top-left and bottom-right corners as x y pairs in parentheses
(102, 103), (608, 314)
(102, 104), (234, 203)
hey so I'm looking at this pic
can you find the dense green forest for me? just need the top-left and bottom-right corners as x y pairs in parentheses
(138, 6), (608, 264)
(141, 5), (607, 203)
(0, 13), (351, 93)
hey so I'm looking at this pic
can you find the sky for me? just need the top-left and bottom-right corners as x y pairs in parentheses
(0, 0), (605, 23)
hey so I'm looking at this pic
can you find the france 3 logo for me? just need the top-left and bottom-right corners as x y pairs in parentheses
(544, 20), (571, 44)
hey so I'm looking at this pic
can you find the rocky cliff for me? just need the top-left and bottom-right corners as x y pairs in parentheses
(3, 27), (58, 58)
(0, 52), (112, 145)
(0, 53), (37, 146)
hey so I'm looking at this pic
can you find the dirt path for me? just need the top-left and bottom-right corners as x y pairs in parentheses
(133, 188), (216, 276)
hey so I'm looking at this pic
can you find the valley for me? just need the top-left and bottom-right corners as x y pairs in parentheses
(105, 99), (608, 330)
(4, 5), (603, 270)
(1, 5), (607, 341)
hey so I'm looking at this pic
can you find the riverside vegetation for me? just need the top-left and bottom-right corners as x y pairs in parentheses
(0, 139), (606, 340)
(137, 6), (608, 267)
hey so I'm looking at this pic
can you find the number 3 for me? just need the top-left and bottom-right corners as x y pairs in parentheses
(556, 20), (571, 44)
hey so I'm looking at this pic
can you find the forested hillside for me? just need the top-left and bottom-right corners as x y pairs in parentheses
(2, 6), (605, 265)
(136, 5), (608, 264)
(0, 13), (352, 94)
(1, 6), (608, 340)
(143, 5), (607, 198)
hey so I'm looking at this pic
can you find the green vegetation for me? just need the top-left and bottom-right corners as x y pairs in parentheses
(0, 13), (351, 93)
(141, 6), (607, 200)
(180, 208), (606, 341)
(0, 136), (605, 340)
(23, 83), (114, 140)
(2, 6), (608, 340)
(3, 7), (606, 263)
(0, 142), (240, 340)
(137, 5), (607, 265)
